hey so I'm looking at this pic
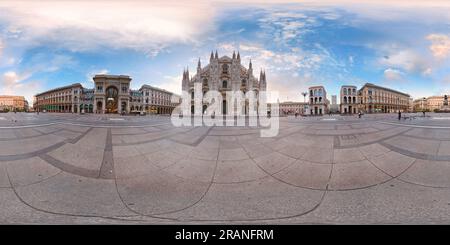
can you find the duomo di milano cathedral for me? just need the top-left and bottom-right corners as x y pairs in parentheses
(182, 51), (267, 115)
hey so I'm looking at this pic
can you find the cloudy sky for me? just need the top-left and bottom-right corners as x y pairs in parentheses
(0, 0), (450, 103)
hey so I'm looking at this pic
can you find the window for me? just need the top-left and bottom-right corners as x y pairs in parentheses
(222, 80), (228, 88)
(242, 79), (246, 87)
(122, 86), (128, 93)
(203, 78), (208, 87)
(97, 86), (103, 92)
(222, 64), (229, 74)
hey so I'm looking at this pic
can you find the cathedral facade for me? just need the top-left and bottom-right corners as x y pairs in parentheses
(181, 51), (267, 115)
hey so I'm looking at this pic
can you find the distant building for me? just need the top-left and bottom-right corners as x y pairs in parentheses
(0, 95), (28, 111)
(279, 101), (308, 116)
(413, 95), (448, 112)
(308, 86), (329, 115)
(330, 95), (339, 113)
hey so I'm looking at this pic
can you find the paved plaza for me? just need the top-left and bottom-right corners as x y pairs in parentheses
(1, 112), (450, 224)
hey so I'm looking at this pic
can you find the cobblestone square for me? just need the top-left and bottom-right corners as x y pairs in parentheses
(1, 112), (450, 224)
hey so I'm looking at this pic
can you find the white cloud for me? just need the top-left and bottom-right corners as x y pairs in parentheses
(161, 75), (182, 95)
(0, 39), (3, 58)
(0, 71), (41, 103)
(0, 1), (216, 54)
(379, 49), (429, 74)
(383, 68), (403, 81)
(84, 69), (109, 87)
(427, 34), (450, 59)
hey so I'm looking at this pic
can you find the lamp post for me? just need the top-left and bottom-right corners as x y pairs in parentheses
(301, 92), (307, 103)
(301, 91), (308, 115)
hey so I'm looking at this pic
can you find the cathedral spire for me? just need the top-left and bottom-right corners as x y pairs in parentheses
(237, 51), (240, 60)
(197, 58), (201, 69)
(210, 51), (214, 61)
(233, 51), (236, 59)
(215, 50), (218, 59)
(249, 59), (252, 69)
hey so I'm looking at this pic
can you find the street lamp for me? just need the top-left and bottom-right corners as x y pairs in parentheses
(301, 92), (307, 103)
(301, 92), (308, 115)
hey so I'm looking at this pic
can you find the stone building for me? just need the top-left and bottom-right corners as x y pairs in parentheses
(139, 85), (177, 114)
(413, 97), (427, 112)
(279, 101), (307, 116)
(182, 51), (267, 115)
(0, 95), (28, 111)
(340, 85), (359, 114)
(413, 95), (447, 112)
(358, 83), (410, 113)
(34, 74), (178, 114)
(308, 85), (329, 115)
(34, 83), (83, 113)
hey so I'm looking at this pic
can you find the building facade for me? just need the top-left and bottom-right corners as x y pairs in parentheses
(139, 85), (178, 114)
(279, 101), (307, 116)
(425, 96), (445, 112)
(0, 95), (28, 111)
(182, 51), (267, 115)
(308, 86), (328, 115)
(340, 85), (359, 114)
(330, 95), (339, 113)
(34, 75), (178, 114)
(358, 83), (410, 113)
(413, 97), (427, 112)
(413, 95), (447, 112)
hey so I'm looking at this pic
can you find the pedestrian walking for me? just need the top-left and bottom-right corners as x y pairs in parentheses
(398, 111), (401, 120)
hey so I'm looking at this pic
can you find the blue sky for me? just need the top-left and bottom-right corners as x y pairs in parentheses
(0, 1), (450, 103)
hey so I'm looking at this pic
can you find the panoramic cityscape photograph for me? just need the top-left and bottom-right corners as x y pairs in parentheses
(1, 0), (450, 239)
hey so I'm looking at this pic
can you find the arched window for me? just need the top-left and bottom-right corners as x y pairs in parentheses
(222, 64), (229, 74)
(353, 97), (356, 104)
(203, 78), (208, 87)
(222, 80), (228, 88)
(191, 91), (194, 99)
(319, 97), (322, 103)
(242, 79), (246, 87)
(344, 96), (347, 104)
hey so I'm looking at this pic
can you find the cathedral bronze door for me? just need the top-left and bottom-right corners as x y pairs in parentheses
(105, 86), (119, 113)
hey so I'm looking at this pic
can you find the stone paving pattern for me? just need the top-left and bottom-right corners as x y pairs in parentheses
(1, 113), (450, 224)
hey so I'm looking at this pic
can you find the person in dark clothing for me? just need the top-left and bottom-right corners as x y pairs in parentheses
(398, 111), (401, 120)
(423, 111), (425, 117)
